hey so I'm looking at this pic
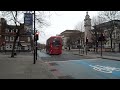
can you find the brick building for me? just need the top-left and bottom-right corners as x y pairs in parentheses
(0, 18), (33, 52)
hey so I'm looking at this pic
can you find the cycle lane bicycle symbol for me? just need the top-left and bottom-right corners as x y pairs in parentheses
(89, 65), (120, 73)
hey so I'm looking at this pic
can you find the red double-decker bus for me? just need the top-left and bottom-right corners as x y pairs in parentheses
(46, 36), (62, 55)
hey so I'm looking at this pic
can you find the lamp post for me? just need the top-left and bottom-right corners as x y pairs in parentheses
(86, 37), (88, 55)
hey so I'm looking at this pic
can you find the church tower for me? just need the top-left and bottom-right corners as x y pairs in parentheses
(84, 11), (92, 43)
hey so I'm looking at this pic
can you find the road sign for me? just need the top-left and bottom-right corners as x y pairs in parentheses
(24, 13), (33, 34)
(24, 13), (33, 26)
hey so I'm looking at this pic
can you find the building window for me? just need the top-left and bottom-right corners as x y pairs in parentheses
(15, 46), (17, 49)
(28, 37), (30, 42)
(16, 29), (18, 33)
(118, 36), (120, 39)
(10, 45), (12, 48)
(11, 29), (14, 33)
(17, 37), (19, 41)
(9, 29), (11, 33)
(5, 29), (9, 33)
(112, 32), (115, 38)
(5, 36), (9, 41)
(10, 37), (14, 41)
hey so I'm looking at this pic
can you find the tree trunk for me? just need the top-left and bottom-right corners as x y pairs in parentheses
(11, 26), (20, 57)
(110, 35), (113, 52)
(11, 35), (18, 57)
(69, 46), (70, 50)
(96, 42), (98, 53)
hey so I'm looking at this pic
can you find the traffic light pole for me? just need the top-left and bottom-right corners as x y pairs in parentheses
(36, 32), (37, 60)
(86, 43), (87, 55)
(86, 38), (88, 55)
(33, 11), (36, 64)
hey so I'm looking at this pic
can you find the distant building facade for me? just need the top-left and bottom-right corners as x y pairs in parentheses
(59, 30), (84, 49)
(92, 20), (120, 52)
(0, 18), (32, 52)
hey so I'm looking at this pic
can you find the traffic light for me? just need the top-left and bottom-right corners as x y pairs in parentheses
(35, 32), (39, 41)
(98, 33), (105, 41)
(101, 34), (105, 41)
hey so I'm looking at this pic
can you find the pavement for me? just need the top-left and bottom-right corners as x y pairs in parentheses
(66, 49), (120, 61)
(81, 51), (120, 61)
(0, 52), (57, 79)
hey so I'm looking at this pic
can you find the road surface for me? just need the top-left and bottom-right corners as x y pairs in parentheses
(37, 50), (120, 79)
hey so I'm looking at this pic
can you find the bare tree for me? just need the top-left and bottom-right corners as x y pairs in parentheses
(66, 37), (72, 50)
(91, 16), (104, 52)
(1, 11), (50, 57)
(98, 11), (120, 51)
(74, 21), (84, 46)
(74, 21), (84, 32)
(91, 16), (98, 52)
(1, 11), (21, 57)
(66, 31), (84, 50)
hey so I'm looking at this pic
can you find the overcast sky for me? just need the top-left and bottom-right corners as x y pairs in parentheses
(39, 11), (99, 44)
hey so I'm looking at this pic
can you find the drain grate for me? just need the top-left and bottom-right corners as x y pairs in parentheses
(50, 69), (57, 71)
(58, 75), (74, 79)
(49, 62), (58, 66)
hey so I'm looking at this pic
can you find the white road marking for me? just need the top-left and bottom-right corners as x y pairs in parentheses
(89, 65), (120, 73)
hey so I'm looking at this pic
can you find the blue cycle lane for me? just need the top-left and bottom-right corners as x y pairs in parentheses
(37, 50), (51, 58)
(47, 59), (120, 79)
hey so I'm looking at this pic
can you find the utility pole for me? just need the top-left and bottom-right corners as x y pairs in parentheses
(33, 11), (36, 64)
